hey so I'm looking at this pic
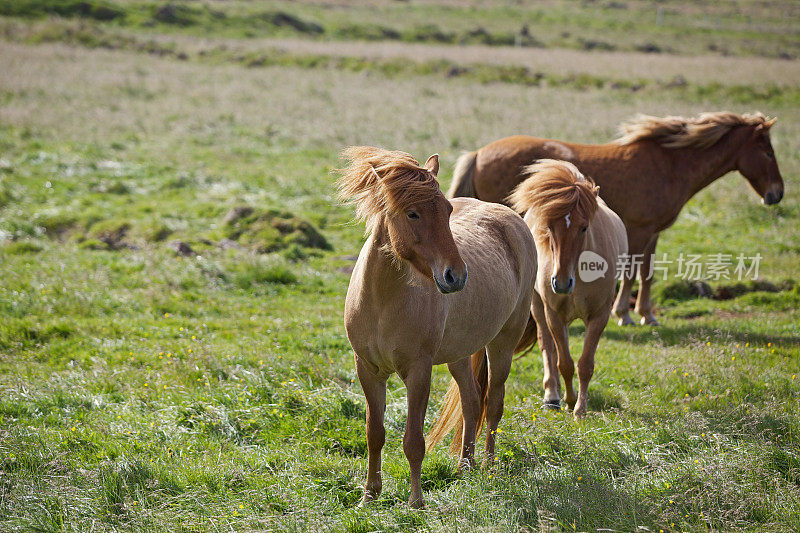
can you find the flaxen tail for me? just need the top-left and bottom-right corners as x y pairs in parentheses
(426, 316), (538, 454)
(447, 151), (478, 199)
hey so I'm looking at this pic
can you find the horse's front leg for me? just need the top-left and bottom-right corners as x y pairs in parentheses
(545, 307), (576, 409)
(447, 356), (481, 471)
(573, 313), (608, 419)
(400, 357), (433, 508)
(635, 235), (660, 326)
(532, 293), (560, 408)
(355, 355), (387, 505)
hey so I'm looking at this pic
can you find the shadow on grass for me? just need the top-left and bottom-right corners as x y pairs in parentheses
(600, 322), (800, 348)
(508, 470), (663, 531)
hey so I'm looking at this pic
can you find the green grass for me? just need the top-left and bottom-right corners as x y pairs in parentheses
(1, 0), (799, 57)
(4, 18), (800, 108)
(1, 4), (800, 531)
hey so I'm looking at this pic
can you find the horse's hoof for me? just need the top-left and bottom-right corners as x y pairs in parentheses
(617, 314), (635, 326)
(457, 458), (475, 473)
(359, 486), (380, 507)
(408, 497), (425, 509)
(640, 315), (660, 326)
(542, 399), (561, 411)
(357, 498), (371, 508)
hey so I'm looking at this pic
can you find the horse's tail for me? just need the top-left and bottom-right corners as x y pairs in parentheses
(426, 315), (538, 454)
(448, 151), (478, 199)
(426, 349), (489, 454)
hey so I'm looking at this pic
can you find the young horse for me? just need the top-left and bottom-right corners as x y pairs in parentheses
(338, 146), (536, 508)
(449, 112), (785, 326)
(510, 160), (627, 417)
(427, 160), (625, 457)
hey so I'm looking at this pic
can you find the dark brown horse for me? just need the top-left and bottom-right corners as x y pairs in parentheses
(449, 112), (785, 325)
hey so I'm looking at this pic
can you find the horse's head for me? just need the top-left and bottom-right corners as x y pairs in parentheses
(509, 160), (599, 295)
(338, 147), (467, 294)
(387, 155), (467, 293)
(736, 118), (784, 205)
(545, 203), (596, 294)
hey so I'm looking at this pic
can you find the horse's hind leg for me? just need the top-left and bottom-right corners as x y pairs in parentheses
(482, 317), (525, 468)
(400, 357), (433, 509)
(574, 313), (608, 419)
(635, 235), (660, 326)
(545, 307), (576, 410)
(612, 267), (636, 326)
(447, 356), (481, 471)
(532, 294), (560, 409)
(355, 355), (387, 505)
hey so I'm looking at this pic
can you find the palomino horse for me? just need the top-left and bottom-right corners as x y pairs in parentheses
(449, 112), (785, 326)
(427, 161), (625, 444)
(338, 146), (536, 508)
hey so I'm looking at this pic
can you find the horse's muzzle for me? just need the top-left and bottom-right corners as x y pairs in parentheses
(551, 275), (575, 294)
(764, 188), (784, 205)
(435, 266), (468, 294)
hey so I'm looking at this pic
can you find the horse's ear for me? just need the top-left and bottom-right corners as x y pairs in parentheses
(755, 118), (776, 135)
(424, 154), (439, 177)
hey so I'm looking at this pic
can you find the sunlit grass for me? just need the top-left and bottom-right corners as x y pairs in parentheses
(1, 7), (800, 531)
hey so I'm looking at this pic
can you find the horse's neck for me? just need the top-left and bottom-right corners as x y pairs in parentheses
(667, 128), (747, 198)
(361, 220), (412, 298)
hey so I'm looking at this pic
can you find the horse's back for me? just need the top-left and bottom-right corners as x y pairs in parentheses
(474, 136), (584, 205)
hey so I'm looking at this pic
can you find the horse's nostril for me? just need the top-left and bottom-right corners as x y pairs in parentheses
(444, 267), (455, 285)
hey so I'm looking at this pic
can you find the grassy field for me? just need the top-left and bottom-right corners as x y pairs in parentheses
(1, 1), (800, 531)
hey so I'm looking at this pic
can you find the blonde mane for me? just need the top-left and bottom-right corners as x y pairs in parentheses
(508, 159), (598, 240)
(615, 111), (775, 149)
(337, 146), (441, 231)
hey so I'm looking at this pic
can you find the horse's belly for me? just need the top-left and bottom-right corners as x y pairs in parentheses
(433, 290), (518, 364)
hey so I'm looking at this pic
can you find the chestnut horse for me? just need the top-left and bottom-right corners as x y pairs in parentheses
(339, 146), (536, 508)
(428, 162), (625, 448)
(449, 112), (785, 326)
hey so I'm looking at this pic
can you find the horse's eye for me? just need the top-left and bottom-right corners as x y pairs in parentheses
(407, 211), (419, 220)
(765, 151), (775, 161)
(581, 226), (588, 233)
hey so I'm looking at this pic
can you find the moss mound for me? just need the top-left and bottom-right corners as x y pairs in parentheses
(221, 206), (330, 254)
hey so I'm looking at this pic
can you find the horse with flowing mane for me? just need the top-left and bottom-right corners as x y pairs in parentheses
(449, 111), (785, 326)
(428, 161), (625, 443)
(338, 146), (536, 508)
